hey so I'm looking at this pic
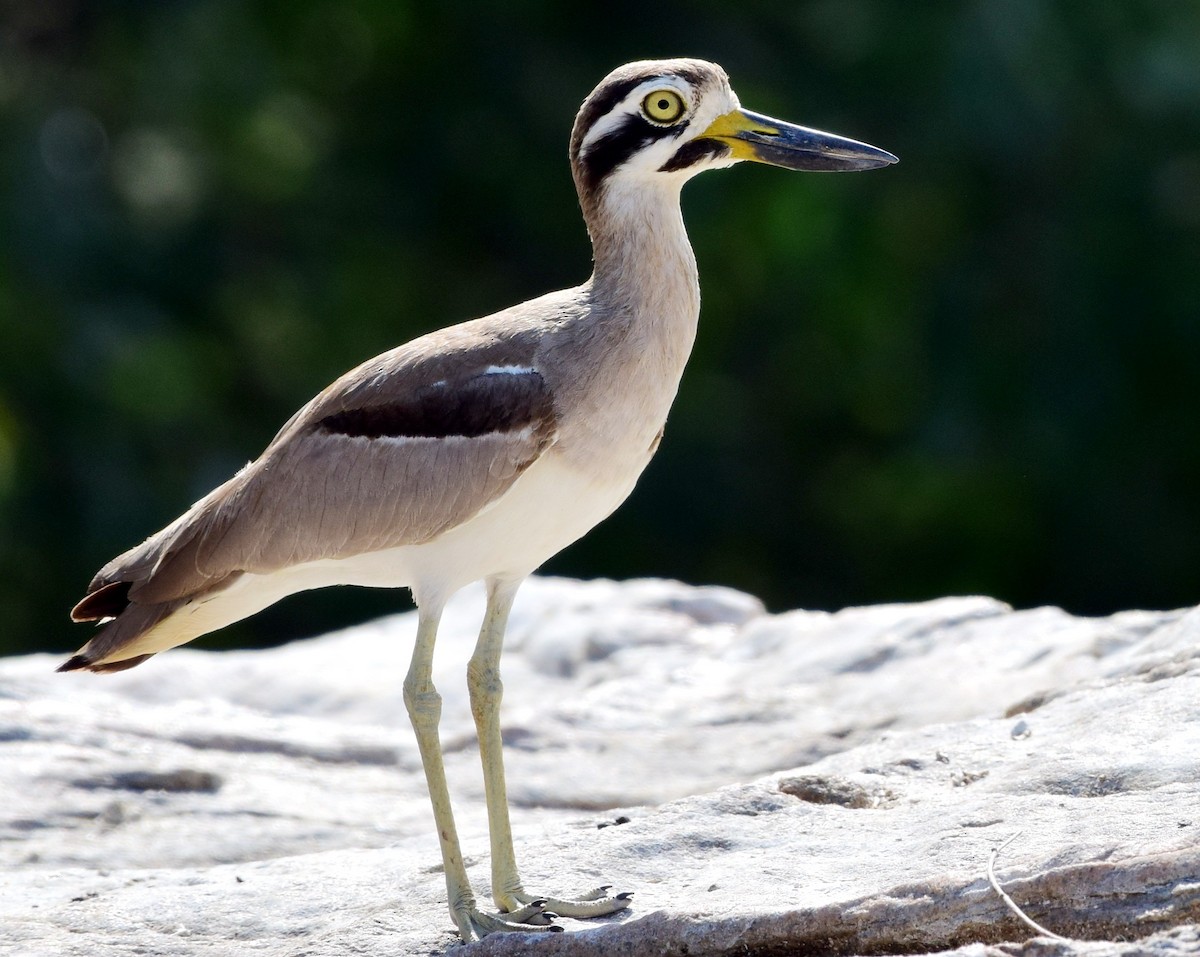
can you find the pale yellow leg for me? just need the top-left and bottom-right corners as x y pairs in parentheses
(403, 603), (558, 941)
(467, 578), (633, 920)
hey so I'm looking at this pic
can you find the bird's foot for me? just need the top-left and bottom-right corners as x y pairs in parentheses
(455, 899), (563, 942)
(501, 884), (633, 920)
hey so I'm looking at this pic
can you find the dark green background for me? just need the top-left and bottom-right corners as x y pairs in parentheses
(3, 2), (1198, 659)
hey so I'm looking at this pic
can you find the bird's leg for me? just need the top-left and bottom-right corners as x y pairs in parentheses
(467, 578), (633, 921)
(404, 602), (559, 941)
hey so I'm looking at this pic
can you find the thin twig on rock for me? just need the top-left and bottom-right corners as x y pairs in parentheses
(987, 830), (1070, 942)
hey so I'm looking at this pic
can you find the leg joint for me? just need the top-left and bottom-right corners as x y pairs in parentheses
(403, 681), (443, 723)
(466, 659), (503, 701)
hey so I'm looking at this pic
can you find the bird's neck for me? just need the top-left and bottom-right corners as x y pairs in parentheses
(584, 177), (701, 335)
(548, 177), (702, 479)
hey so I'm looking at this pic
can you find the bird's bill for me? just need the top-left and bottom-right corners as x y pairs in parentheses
(699, 108), (898, 171)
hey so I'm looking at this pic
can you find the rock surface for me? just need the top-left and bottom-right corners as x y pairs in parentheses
(2, 576), (1198, 956)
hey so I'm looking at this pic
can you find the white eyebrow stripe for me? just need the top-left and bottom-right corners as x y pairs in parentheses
(483, 365), (536, 376)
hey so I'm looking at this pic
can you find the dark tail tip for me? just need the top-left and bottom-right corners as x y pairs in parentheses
(56, 653), (154, 674)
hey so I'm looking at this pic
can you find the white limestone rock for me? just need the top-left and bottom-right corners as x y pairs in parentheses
(1, 577), (1197, 956)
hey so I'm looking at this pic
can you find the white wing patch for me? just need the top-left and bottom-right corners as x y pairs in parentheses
(484, 365), (536, 376)
(352, 433), (474, 447)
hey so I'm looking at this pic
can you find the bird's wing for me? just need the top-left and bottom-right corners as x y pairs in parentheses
(73, 322), (558, 615)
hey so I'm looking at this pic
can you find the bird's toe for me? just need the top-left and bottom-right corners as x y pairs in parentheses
(505, 886), (633, 920)
(461, 902), (563, 941)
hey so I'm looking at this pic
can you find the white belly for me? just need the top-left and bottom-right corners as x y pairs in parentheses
(330, 449), (645, 603)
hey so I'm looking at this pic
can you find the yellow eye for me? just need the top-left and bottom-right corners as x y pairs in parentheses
(642, 89), (685, 124)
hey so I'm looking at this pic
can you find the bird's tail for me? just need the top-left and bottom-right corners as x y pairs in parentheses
(59, 593), (185, 673)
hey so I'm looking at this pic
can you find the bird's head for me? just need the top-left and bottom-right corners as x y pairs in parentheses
(570, 58), (897, 211)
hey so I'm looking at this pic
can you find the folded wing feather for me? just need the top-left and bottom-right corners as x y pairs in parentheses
(69, 320), (559, 644)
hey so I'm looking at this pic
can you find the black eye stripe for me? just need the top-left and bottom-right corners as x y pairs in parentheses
(580, 115), (690, 191)
(571, 77), (659, 159)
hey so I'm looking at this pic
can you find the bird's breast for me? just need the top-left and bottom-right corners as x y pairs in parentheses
(550, 314), (697, 484)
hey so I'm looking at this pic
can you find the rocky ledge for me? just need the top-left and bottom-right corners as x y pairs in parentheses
(2, 577), (1198, 956)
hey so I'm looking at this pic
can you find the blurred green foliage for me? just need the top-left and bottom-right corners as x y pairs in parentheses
(2, 2), (1199, 659)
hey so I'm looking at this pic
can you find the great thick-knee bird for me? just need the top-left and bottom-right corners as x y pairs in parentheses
(62, 59), (896, 940)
